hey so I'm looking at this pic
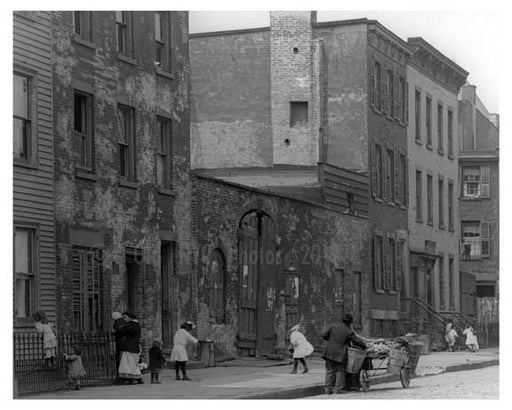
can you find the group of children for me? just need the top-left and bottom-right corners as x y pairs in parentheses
(445, 322), (480, 352)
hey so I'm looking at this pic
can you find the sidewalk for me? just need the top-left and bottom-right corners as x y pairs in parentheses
(24, 347), (499, 400)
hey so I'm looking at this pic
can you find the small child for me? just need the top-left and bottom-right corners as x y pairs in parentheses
(170, 321), (198, 381)
(64, 345), (86, 390)
(149, 340), (166, 384)
(463, 325), (479, 352)
(32, 311), (57, 366)
(445, 322), (458, 352)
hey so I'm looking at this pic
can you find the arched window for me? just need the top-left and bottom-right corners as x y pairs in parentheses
(210, 249), (225, 323)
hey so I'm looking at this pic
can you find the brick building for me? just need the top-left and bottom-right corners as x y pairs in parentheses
(404, 37), (468, 336)
(51, 11), (192, 345)
(458, 84), (499, 325)
(13, 11), (57, 330)
(189, 11), (412, 357)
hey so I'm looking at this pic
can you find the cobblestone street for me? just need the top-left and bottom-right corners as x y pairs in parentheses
(306, 366), (499, 399)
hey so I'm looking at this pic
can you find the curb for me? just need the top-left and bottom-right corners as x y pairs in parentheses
(241, 359), (499, 399)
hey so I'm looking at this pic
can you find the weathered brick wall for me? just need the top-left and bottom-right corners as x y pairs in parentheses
(190, 29), (272, 169)
(475, 110), (499, 151)
(52, 11), (192, 344)
(191, 175), (371, 357)
(270, 11), (320, 166)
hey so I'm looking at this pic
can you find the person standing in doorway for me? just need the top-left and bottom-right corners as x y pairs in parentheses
(321, 313), (366, 395)
(170, 321), (198, 381)
(289, 324), (314, 374)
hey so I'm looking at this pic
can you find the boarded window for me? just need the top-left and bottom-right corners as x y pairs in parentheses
(290, 101), (308, 127)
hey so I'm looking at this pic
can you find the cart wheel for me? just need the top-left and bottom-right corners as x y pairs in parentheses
(400, 367), (410, 388)
(359, 370), (370, 392)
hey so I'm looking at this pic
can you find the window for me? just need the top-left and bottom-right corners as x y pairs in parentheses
(209, 249), (226, 323)
(476, 283), (495, 298)
(388, 238), (396, 292)
(427, 174), (433, 224)
(347, 192), (355, 214)
(399, 76), (406, 122)
(447, 109), (454, 156)
(126, 248), (142, 315)
(439, 256), (445, 310)
(375, 144), (383, 199)
(448, 258), (454, 309)
(386, 149), (394, 202)
(438, 177), (445, 228)
(72, 247), (102, 332)
(398, 240), (405, 298)
(13, 74), (32, 161)
(414, 90), (421, 142)
(290, 101), (308, 127)
(437, 103), (444, 154)
(74, 11), (92, 41)
(117, 104), (136, 181)
(400, 154), (407, 205)
(462, 166), (490, 199)
(387, 69), (394, 117)
(155, 12), (171, 71)
(156, 116), (172, 188)
(416, 170), (422, 221)
(74, 91), (93, 170)
(375, 61), (382, 110)
(448, 181), (454, 230)
(14, 228), (37, 320)
(373, 235), (384, 291)
(462, 221), (490, 259)
(115, 11), (132, 56)
(426, 96), (432, 146)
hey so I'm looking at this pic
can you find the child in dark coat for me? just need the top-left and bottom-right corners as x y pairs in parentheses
(149, 340), (166, 384)
(65, 345), (86, 390)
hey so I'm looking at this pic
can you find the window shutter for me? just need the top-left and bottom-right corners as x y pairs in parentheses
(394, 152), (400, 205)
(405, 81), (409, 124)
(383, 239), (389, 290)
(371, 145), (377, 198)
(396, 241), (402, 292)
(394, 72), (400, 120)
(382, 149), (387, 201)
(381, 65), (387, 113)
(405, 158), (410, 206)
(372, 236), (378, 290)
(480, 165), (490, 198)
(370, 61), (376, 106)
(481, 222), (490, 257)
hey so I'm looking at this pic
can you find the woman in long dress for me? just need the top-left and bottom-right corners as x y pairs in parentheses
(170, 321), (198, 381)
(117, 312), (143, 384)
(289, 323), (314, 374)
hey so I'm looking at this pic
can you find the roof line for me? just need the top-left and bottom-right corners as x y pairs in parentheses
(190, 26), (270, 39)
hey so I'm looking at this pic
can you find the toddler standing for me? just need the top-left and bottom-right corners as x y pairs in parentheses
(32, 311), (57, 366)
(149, 340), (166, 384)
(64, 345), (86, 390)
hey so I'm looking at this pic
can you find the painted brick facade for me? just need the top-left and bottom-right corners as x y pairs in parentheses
(52, 11), (192, 345)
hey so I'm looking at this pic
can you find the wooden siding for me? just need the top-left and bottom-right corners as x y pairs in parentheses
(13, 11), (56, 326)
(319, 163), (370, 217)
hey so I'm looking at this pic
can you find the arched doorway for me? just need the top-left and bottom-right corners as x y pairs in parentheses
(238, 210), (277, 356)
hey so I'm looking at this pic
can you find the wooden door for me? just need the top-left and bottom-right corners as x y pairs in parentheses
(161, 243), (175, 348)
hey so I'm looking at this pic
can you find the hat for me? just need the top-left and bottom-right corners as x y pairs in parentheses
(186, 321), (197, 329)
(290, 324), (300, 332)
(342, 313), (353, 324)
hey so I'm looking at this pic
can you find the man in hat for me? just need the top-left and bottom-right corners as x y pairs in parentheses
(321, 313), (366, 395)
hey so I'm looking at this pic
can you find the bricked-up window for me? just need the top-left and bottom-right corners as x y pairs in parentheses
(438, 176), (445, 229)
(416, 170), (422, 222)
(290, 101), (308, 127)
(415, 90), (421, 142)
(154, 12), (171, 71)
(437, 103), (444, 154)
(426, 96), (432, 146)
(386, 149), (394, 202)
(115, 11), (132, 56)
(427, 174), (433, 224)
(14, 227), (37, 321)
(373, 235), (384, 291)
(13, 73), (32, 161)
(209, 249), (226, 324)
(448, 181), (454, 230)
(74, 11), (92, 42)
(74, 91), (93, 170)
(156, 116), (172, 188)
(448, 109), (454, 156)
(72, 247), (102, 332)
(448, 258), (455, 309)
(117, 104), (136, 181)
(387, 69), (394, 117)
(375, 144), (383, 199)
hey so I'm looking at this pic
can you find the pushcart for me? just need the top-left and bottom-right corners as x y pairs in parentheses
(346, 343), (422, 392)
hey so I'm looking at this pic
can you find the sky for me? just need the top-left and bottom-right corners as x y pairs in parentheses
(189, 9), (501, 115)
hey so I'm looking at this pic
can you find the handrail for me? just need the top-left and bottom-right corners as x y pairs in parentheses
(401, 297), (446, 326)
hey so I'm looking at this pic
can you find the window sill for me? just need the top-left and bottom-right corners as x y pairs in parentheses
(117, 54), (137, 66)
(461, 197), (487, 201)
(156, 68), (174, 80)
(14, 158), (39, 170)
(438, 225), (445, 230)
(14, 320), (36, 329)
(448, 227), (455, 232)
(448, 153), (455, 160)
(72, 36), (96, 50)
(119, 179), (138, 189)
(415, 139), (422, 146)
(427, 221), (434, 227)
(389, 290), (397, 295)
(374, 198), (384, 204)
(438, 149), (445, 156)
(416, 218), (423, 224)
(426, 143), (433, 150)
(375, 289), (385, 294)
(399, 205), (408, 211)
(75, 170), (98, 182)
(157, 188), (176, 197)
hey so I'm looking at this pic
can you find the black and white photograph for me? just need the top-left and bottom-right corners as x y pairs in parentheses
(7, 0), (505, 402)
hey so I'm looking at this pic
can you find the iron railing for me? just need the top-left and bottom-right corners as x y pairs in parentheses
(14, 332), (117, 396)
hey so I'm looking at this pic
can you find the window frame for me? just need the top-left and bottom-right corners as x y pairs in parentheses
(13, 72), (36, 164)
(74, 90), (94, 171)
(427, 173), (433, 225)
(117, 104), (137, 181)
(115, 11), (133, 57)
(386, 148), (395, 203)
(154, 11), (172, 72)
(373, 235), (384, 292)
(414, 89), (422, 143)
(290, 101), (309, 127)
(447, 108), (454, 157)
(415, 170), (423, 222)
(437, 102), (444, 155)
(448, 180), (454, 231)
(14, 225), (39, 325)
(425, 95), (432, 147)
(438, 176), (445, 229)
(73, 11), (92, 42)
(448, 257), (455, 309)
(156, 116), (173, 189)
